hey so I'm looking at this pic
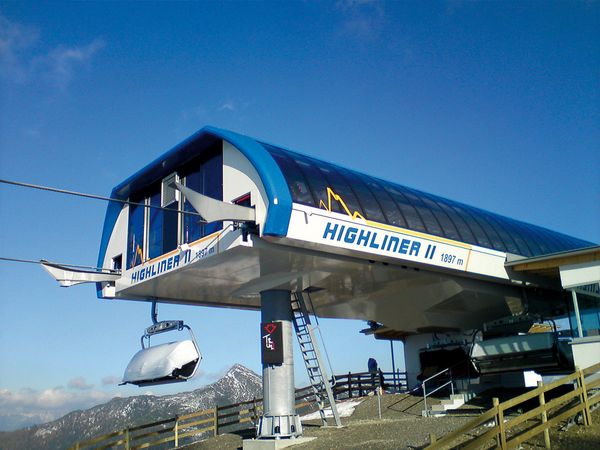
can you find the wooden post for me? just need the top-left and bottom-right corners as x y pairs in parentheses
(358, 375), (363, 397)
(538, 381), (551, 449)
(578, 368), (592, 426)
(213, 407), (219, 436)
(174, 416), (179, 447)
(125, 428), (130, 450)
(493, 397), (507, 450)
(348, 372), (352, 398)
(429, 432), (437, 445)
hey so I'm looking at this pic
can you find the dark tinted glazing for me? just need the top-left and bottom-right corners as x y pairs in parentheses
(264, 145), (593, 256)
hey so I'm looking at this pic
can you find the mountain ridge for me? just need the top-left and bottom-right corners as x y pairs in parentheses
(0, 364), (262, 450)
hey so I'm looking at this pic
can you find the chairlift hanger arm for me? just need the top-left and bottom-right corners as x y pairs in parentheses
(41, 260), (120, 287)
(145, 302), (185, 336)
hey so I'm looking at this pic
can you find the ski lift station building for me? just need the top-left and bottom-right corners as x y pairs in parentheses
(85, 126), (599, 440)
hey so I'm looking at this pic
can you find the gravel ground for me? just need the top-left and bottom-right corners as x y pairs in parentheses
(183, 393), (600, 450)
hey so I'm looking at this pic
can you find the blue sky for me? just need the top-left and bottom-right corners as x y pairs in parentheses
(0, 1), (598, 430)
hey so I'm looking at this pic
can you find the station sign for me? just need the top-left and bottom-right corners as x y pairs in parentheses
(261, 321), (283, 365)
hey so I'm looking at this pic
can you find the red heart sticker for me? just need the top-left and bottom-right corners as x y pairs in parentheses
(264, 323), (277, 334)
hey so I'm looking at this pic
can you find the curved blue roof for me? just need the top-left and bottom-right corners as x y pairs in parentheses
(261, 143), (594, 258)
(98, 126), (594, 286)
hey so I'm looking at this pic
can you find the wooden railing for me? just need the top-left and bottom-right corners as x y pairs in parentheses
(70, 371), (407, 449)
(426, 361), (600, 450)
(332, 370), (408, 398)
(70, 383), (327, 449)
(71, 408), (217, 450)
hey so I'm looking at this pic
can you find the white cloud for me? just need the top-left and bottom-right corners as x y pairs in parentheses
(218, 100), (236, 112)
(41, 38), (105, 89)
(335, 0), (386, 40)
(0, 386), (113, 420)
(67, 376), (94, 390)
(101, 375), (121, 386)
(0, 11), (104, 89)
(0, 12), (39, 83)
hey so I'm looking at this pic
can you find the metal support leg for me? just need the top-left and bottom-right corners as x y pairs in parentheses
(571, 290), (584, 339)
(257, 290), (302, 439)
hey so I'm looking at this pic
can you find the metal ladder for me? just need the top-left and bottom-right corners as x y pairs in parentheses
(291, 292), (342, 427)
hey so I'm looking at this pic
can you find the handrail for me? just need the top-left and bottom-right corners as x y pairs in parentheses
(421, 359), (474, 416)
(422, 366), (454, 416)
(426, 361), (600, 449)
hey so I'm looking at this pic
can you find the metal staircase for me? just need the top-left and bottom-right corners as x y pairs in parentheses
(291, 292), (342, 427)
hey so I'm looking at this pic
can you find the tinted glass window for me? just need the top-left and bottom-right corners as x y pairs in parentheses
(312, 159), (363, 217)
(401, 187), (443, 236)
(464, 206), (507, 251)
(418, 193), (461, 241)
(264, 146), (592, 256)
(182, 151), (223, 243)
(264, 146), (315, 205)
(494, 217), (536, 256)
(127, 199), (145, 269)
(363, 176), (408, 228)
(433, 198), (477, 245)
(148, 189), (179, 260)
(530, 224), (566, 254)
(203, 152), (223, 236)
(483, 212), (520, 253)
(447, 202), (492, 248)
(383, 184), (427, 232)
(337, 167), (386, 222)
(290, 155), (340, 212)
(148, 190), (163, 259)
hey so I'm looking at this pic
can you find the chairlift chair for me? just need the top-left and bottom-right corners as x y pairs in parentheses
(121, 303), (201, 387)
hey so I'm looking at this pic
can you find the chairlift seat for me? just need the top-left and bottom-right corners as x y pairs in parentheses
(122, 339), (201, 387)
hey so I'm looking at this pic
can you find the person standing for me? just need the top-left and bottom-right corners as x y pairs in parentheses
(368, 357), (378, 387)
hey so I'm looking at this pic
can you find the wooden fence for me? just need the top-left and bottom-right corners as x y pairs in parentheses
(70, 384), (323, 449)
(71, 408), (217, 450)
(332, 370), (408, 398)
(70, 369), (408, 449)
(426, 361), (600, 450)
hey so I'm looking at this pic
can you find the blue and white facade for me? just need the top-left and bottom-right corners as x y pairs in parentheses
(98, 127), (594, 327)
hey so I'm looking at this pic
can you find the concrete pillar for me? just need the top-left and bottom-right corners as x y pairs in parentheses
(257, 289), (302, 438)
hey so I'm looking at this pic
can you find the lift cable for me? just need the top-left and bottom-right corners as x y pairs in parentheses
(0, 178), (207, 221)
(1, 222), (236, 273)
(0, 256), (118, 273)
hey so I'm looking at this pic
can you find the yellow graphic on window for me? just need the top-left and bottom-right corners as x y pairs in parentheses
(319, 187), (366, 221)
(318, 186), (472, 251)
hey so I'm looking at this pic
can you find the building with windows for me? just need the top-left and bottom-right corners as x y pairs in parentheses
(89, 126), (599, 440)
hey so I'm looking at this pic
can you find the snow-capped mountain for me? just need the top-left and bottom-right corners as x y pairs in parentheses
(0, 364), (262, 450)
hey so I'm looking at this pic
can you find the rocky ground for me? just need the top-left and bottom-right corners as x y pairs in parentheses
(184, 392), (600, 450)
